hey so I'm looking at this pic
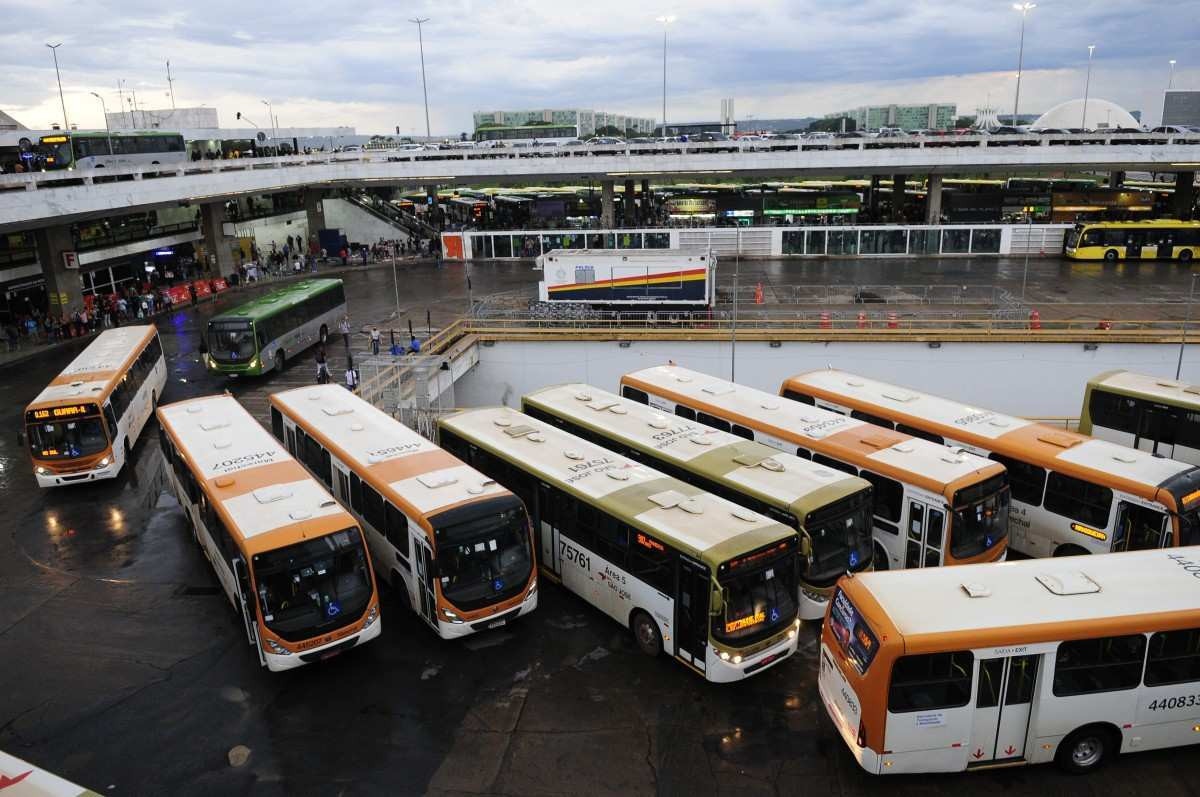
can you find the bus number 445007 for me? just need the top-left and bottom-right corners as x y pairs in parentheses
(560, 541), (590, 571)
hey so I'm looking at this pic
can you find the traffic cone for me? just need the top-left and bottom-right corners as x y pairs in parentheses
(886, 312), (899, 329)
(857, 311), (867, 329)
(1029, 309), (1042, 330)
(754, 282), (764, 305)
(819, 311), (832, 330)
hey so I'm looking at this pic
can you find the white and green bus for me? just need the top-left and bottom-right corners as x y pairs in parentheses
(203, 278), (346, 377)
(1080, 370), (1200, 466)
(38, 130), (187, 170)
(521, 382), (875, 620)
(438, 406), (802, 682)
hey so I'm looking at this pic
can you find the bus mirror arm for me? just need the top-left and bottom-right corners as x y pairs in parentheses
(710, 586), (724, 615)
(800, 534), (813, 561)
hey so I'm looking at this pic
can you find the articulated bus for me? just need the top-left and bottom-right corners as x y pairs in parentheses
(1080, 370), (1200, 466)
(203, 278), (346, 377)
(521, 382), (875, 620)
(22, 325), (165, 487)
(157, 394), (381, 670)
(820, 547), (1200, 775)
(438, 407), (801, 682)
(38, 130), (187, 170)
(1064, 219), (1200, 261)
(780, 369), (1200, 558)
(621, 366), (1010, 572)
(269, 385), (538, 637)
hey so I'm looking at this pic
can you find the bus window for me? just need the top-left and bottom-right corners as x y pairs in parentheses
(813, 454), (857, 477)
(1053, 635), (1146, 696)
(851, 410), (894, 429)
(977, 657), (1004, 707)
(1044, 472), (1113, 529)
(1145, 628), (1200, 686)
(1089, 389), (1140, 435)
(731, 424), (755, 440)
(1113, 503), (1168, 552)
(988, 453), (1047, 506)
(622, 386), (649, 405)
(888, 651), (974, 713)
(896, 423), (944, 445)
(696, 412), (731, 433)
(782, 389), (815, 405)
(861, 471), (903, 523)
(271, 407), (284, 441)
(674, 405), (696, 421)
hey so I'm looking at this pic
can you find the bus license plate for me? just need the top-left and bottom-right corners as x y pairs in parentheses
(488, 619), (506, 629)
(320, 649), (342, 661)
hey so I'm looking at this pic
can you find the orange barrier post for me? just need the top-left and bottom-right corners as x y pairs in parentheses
(1029, 309), (1042, 330)
(886, 312), (899, 329)
(857, 311), (867, 329)
(754, 283), (764, 304)
(819, 311), (832, 330)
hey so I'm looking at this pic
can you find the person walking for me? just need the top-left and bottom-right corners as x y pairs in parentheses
(315, 345), (330, 384)
(339, 315), (352, 350)
(344, 359), (359, 393)
(370, 326), (381, 356)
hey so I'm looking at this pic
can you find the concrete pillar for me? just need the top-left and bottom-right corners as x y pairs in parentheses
(601, 180), (615, 229)
(891, 175), (906, 222)
(304, 190), (326, 244)
(200, 202), (239, 278)
(425, 185), (441, 229)
(1176, 172), (1196, 221)
(641, 179), (651, 223)
(925, 175), (943, 224)
(868, 175), (881, 221)
(623, 180), (636, 226)
(1108, 170), (1125, 188)
(34, 225), (84, 317)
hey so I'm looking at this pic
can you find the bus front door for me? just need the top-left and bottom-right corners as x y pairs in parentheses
(536, 482), (561, 578)
(968, 654), (1039, 766)
(1135, 403), (1177, 459)
(1126, 234), (1143, 259)
(1157, 234), (1175, 260)
(676, 558), (709, 672)
(905, 501), (943, 568)
(1112, 502), (1170, 551)
(415, 541), (437, 627)
(233, 558), (266, 666)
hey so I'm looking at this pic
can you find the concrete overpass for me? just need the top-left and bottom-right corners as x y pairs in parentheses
(2, 132), (1197, 314)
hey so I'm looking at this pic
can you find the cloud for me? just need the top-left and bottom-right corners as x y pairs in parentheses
(0, 0), (1197, 133)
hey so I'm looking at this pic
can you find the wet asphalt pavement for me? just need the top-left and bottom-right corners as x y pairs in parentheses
(1, 259), (1199, 795)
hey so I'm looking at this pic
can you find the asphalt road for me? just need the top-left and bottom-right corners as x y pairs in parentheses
(1, 259), (1198, 795)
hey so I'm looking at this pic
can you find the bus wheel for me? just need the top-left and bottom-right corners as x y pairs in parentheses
(873, 542), (890, 571)
(274, 350), (285, 373)
(630, 610), (662, 657)
(1103, 249), (1119, 262)
(1181, 249), (1194, 263)
(1056, 725), (1117, 774)
(319, 324), (328, 344)
(1053, 544), (1089, 557)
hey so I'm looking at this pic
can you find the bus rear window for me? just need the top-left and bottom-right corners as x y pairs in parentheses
(829, 588), (879, 674)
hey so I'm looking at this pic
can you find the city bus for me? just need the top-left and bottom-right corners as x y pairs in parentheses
(621, 365), (1010, 572)
(38, 130), (187, 170)
(780, 369), (1200, 558)
(819, 547), (1200, 775)
(521, 382), (875, 620)
(203, 278), (346, 377)
(22, 325), (165, 487)
(1079, 370), (1200, 465)
(1064, 219), (1200, 261)
(157, 394), (381, 670)
(269, 385), (538, 637)
(438, 406), (801, 681)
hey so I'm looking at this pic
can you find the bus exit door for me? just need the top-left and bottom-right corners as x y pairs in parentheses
(905, 501), (945, 568)
(676, 558), (710, 672)
(968, 655), (1039, 765)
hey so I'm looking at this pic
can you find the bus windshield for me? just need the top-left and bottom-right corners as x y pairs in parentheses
(951, 475), (1011, 558)
(805, 489), (875, 586)
(1179, 508), (1200, 546)
(713, 543), (798, 647)
(435, 505), (533, 611)
(207, 320), (257, 363)
(38, 138), (72, 169)
(26, 414), (108, 459)
(1065, 225), (1083, 248)
(253, 528), (373, 642)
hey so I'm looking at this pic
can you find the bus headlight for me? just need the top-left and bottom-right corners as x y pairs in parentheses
(36, 467), (47, 475)
(249, 356), (260, 369)
(441, 607), (464, 624)
(264, 638), (292, 656)
(732, 654), (743, 665)
(98, 457), (110, 467)
(363, 604), (379, 628)
(719, 650), (731, 661)
(526, 578), (537, 599)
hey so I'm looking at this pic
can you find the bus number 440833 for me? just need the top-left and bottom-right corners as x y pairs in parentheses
(1147, 694), (1200, 712)
(560, 540), (590, 571)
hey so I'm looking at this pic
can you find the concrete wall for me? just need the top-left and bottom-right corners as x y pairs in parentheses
(455, 339), (1200, 420)
(233, 211), (308, 253)
(320, 198), (411, 245)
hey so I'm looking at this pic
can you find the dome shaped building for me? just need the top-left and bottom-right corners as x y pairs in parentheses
(1032, 98), (1140, 131)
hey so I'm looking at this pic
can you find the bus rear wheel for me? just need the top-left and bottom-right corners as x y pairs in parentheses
(319, 324), (328, 344)
(631, 610), (662, 657)
(1056, 724), (1117, 774)
(1103, 249), (1119, 262)
(274, 350), (285, 373)
(1053, 544), (1089, 557)
(1181, 249), (1194, 263)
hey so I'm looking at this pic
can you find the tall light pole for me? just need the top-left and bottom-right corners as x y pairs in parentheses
(1177, 271), (1197, 380)
(1011, 3), (1036, 126)
(410, 17), (432, 140)
(261, 99), (277, 153)
(1169, 59), (1177, 90)
(46, 43), (69, 131)
(117, 79), (129, 127)
(655, 15), (676, 136)
(89, 92), (112, 154)
(1081, 44), (1095, 130)
(731, 226), (740, 382)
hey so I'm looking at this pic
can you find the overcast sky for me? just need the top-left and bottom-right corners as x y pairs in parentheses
(2, 0), (1198, 134)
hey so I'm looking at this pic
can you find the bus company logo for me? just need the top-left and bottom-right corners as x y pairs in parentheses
(651, 425), (698, 447)
(954, 411), (994, 427)
(214, 451), (275, 472)
(565, 457), (617, 483)
(366, 442), (423, 460)
(802, 418), (847, 436)
(840, 686), (859, 716)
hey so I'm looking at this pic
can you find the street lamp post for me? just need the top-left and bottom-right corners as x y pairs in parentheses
(1011, 3), (1036, 126)
(46, 43), (69, 131)
(1177, 271), (1198, 380)
(1081, 44), (1095, 130)
(655, 15), (676, 136)
(89, 92), (112, 155)
(1169, 59), (1177, 90)
(410, 17), (432, 140)
(731, 226), (740, 382)
(261, 100), (277, 154)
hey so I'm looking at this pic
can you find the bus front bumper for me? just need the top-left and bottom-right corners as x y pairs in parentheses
(437, 586), (538, 640)
(263, 614), (382, 672)
(706, 622), (800, 683)
(35, 461), (117, 488)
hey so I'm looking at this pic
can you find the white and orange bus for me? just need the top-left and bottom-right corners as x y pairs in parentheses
(620, 365), (1010, 572)
(22, 325), (166, 487)
(157, 394), (381, 671)
(268, 385), (537, 638)
(820, 547), (1200, 775)
(781, 369), (1200, 557)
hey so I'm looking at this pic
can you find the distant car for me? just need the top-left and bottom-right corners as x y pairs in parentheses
(990, 126), (1029, 135)
(804, 131), (834, 140)
(1032, 128), (1071, 135)
(875, 127), (908, 138)
(561, 139), (586, 147)
(834, 131), (863, 138)
(1151, 125), (1198, 135)
(341, 144), (363, 152)
(628, 137), (654, 144)
(395, 143), (425, 152)
(585, 137), (625, 145)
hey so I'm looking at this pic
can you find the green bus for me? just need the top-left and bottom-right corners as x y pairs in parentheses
(203, 279), (346, 377)
(38, 130), (187, 170)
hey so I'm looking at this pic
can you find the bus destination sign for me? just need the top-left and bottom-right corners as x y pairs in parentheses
(26, 403), (99, 423)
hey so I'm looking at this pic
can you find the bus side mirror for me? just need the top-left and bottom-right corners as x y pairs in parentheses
(800, 534), (813, 561)
(710, 586), (724, 615)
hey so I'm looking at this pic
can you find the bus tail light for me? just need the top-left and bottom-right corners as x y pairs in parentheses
(856, 719), (868, 748)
